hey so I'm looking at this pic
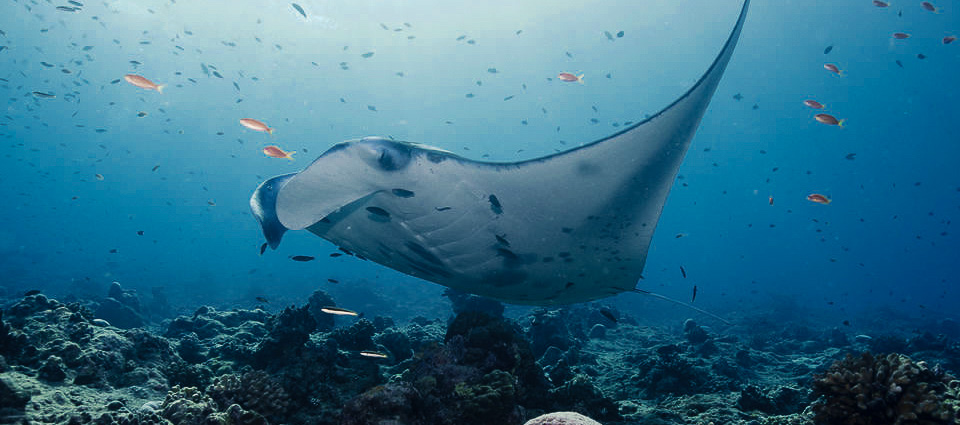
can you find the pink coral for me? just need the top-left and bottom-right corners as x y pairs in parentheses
(524, 411), (602, 425)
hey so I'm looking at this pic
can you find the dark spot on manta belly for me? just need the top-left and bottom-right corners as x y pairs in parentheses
(366, 206), (390, 217)
(426, 152), (446, 163)
(366, 206), (391, 222)
(489, 195), (503, 214)
(435, 206), (452, 211)
(392, 188), (415, 198)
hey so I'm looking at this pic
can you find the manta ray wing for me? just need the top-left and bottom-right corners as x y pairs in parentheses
(251, 0), (750, 305)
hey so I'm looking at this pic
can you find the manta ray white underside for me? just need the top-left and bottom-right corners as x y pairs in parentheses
(251, 0), (750, 306)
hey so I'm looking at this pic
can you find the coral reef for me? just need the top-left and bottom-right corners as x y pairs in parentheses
(3, 288), (960, 425)
(811, 352), (960, 424)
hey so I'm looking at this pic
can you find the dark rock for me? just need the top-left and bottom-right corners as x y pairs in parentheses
(0, 375), (30, 409)
(38, 355), (66, 382)
(106, 400), (124, 411)
(445, 290), (505, 318)
(737, 384), (775, 413)
(340, 382), (422, 425)
(95, 298), (144, 329)
(683, 319), (710, 344)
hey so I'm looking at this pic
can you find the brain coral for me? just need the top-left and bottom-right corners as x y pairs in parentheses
(523, 411), (602, 425)
(811, 352), (960, 425)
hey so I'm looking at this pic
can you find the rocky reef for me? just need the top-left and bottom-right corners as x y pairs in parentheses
(2, 288), (959, 425)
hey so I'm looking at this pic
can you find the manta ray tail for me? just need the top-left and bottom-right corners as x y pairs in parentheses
(632, 289), (731, 325)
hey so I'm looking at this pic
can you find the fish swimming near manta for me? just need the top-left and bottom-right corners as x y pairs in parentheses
(251, 0), (750, 308)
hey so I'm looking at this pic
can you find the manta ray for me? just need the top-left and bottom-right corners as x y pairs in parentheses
(251, 0), (750, 307)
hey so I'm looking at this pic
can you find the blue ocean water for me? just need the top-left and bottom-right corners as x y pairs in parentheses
(1, 0), (957, 330)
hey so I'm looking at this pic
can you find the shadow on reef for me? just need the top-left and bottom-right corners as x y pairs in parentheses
(2, 289), (960, 425)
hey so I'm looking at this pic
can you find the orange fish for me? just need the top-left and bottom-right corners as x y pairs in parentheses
(768, 196), (774, 206)
(921, 1), (938, 12)
(872, 0), (889, 6)
(803, 99), (825, 109)
(240, 118), (274, 134)
(807, 194), (831, 204)
(892, 32), (910, 39)
(123, 74), (164, 93)
(815, 113), (844, 126)
(944, 36), (956, 45)
(263, 145), (295, 160)
(557, 72), (584, 83)
(823, 63), (843, 75)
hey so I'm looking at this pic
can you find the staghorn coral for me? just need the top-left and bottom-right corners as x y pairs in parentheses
(811, 352), (960, 425)
(207, 369), (291, 421)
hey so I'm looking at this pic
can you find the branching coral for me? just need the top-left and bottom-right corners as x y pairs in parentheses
(811, 352), (960, 425)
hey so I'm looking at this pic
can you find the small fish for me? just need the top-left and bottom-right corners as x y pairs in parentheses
(320, 306), (359, 316)
(68, 0), (83, 6)
(329, 252), (343, 257)
(823, 63), (842, 75)
(32, 91), (56, 98)
(240, 118), (273, 134)
(207, 200), (216, 206)
(599, 309), (617, 323)
(944, 36), (956, 45)
(768, 196), (774, 205)
(151, 164), (160, 171)
(803, 99), (825, 109)
(921, 1), (937, 12)
(291, 3), (307, 18)
(557, 72), (584, 83)
(815, 113), (844, 126)
(896, 59), (903, 68)
(367, 105), (377, 112)
(604, 31), (613, 40)
(259, 242), (268, 255)
(680, 266), (686, 278)
(691, 285), (698, 303)
(212, 71), (223, 78)
(56, 6), (78, 12)
(361, 52), (374, 58)
(24, 289), (42, 296)
(503, 95), (514, 101)
(137, 111), (148, 117)
(124, 74), (164, 93)
(892, 32), (910, 39)
(917, 53), (926, 60)
(872, 0), (889, 6)
(616, 30), (624, 38)
(327, 278), (339, 283)
(94, 173), (104, 181)
(807, 193), (831, 204)
(845, 153), (857, 160)
(360, 351), (388, 359)
(823, 45), (833, 54)
(262, 146), (295, 161)
(290, 255), (315, 262)
(675, 233), (686, 238)
(256, 296), (269, 303)
(137, 230), (144, 235)
(733, 93), (743, 101)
